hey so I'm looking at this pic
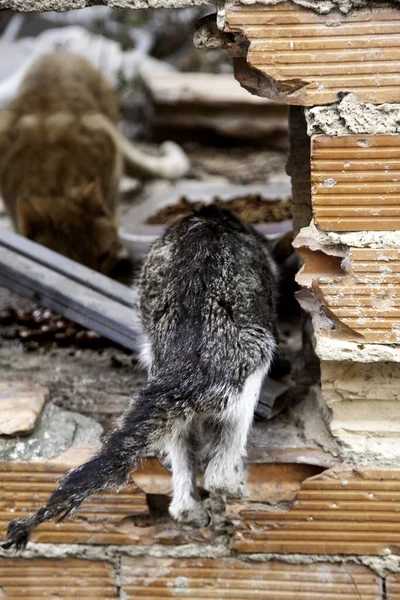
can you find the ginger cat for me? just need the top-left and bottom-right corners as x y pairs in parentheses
(0, 51), (189, 273)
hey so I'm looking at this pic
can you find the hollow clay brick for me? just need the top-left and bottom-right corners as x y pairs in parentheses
(0, 455), (216, 546)
(232, 467), (400, 556)
(312, 135), (400, 232)
(0, 558), (118, 599)
(121, 556), (382, 599)
(0, 458), (150, 545)
(295, 237), (400, 344)
(225, 3), (400, 106)
(387, 573), (400, 600)
(318, 248), (400, 343)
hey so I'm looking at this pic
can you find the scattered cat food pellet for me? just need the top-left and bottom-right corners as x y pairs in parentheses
(146, 195), (292, 226)
(0, 304), (114, 350)
(0, 309), (15, 326)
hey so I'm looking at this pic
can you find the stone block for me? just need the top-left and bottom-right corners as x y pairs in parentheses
(0, 380), (47, 435)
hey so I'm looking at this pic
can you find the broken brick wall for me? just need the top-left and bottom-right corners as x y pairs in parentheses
(1, 1), (400, 597)
(223, 0), (400, 466)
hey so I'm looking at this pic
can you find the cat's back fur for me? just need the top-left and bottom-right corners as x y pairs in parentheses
(9, 51), (118, 121)
(140, 206), (277, 392)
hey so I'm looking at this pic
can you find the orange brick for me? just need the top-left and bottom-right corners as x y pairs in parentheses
(0, 457), (215, 546)
(387, 573), (400, 600)
(226, 3), (400, 105)
(0, 558), (118, 599)
(233, 467), (400, 555)
(295, 237), (400, 343)
(121, 557), (382, 599)
(317, 247), (400, 343)
(312, 135), (400, 232)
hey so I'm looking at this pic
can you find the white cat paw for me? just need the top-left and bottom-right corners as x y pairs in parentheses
(204, 468), (249, 500)
(169, 498), (210, 528)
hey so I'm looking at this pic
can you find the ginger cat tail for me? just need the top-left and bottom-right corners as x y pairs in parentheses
(0, 51), (190, 273)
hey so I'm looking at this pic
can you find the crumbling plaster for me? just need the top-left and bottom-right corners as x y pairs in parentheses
(306, 221), (400, 250)
(1, 0), (399, 14)
(306, 94), (400, 137)
(1, 543), (398, 579)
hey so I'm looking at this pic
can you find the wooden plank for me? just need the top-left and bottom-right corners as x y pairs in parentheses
(0, 229), (135, 308)
(0, 246), (141, 352)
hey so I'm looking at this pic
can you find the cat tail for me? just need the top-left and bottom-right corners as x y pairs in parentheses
(82, 113), (190, 179)
(1, 382), (188, 551)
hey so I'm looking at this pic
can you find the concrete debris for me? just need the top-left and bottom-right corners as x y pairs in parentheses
(193, 13), (228, 49)
(316, 335), (400, 363)
(0, 402), (102, 461)
(307, 94), (400, 137)
(321, 360), (400, 464)
(306, 221), (400, 250)
(0, 380), (48, 436)
(2, 0), (399, 15)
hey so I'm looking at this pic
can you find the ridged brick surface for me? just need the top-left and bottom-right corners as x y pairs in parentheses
(312, 135), (400, 231)
(121, 557), (382, 599)
(318, 248), (400, 343)
(0, 457), (216, 547)
(232, 468), (400, 555)
(0, 460), (149, 545)
(0, 558), (118, 599)
(225, 3), (400, 105)
(387, 573), (400, 600)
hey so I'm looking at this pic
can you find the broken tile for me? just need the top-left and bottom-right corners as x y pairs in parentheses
(121, 556), (382, 599)
(226, 3), (400, 105)
(312, 135), (400, 232)
(0, 558), (118, 599)
(233, 467), (400, 555)
(0, 380), (48, 435)
(246, 463), (324, 504)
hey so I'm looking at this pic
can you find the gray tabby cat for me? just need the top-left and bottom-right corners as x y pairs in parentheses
(2, 206), (278, 549)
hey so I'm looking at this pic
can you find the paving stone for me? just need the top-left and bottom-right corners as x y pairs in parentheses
(0, 380), (48, 436)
